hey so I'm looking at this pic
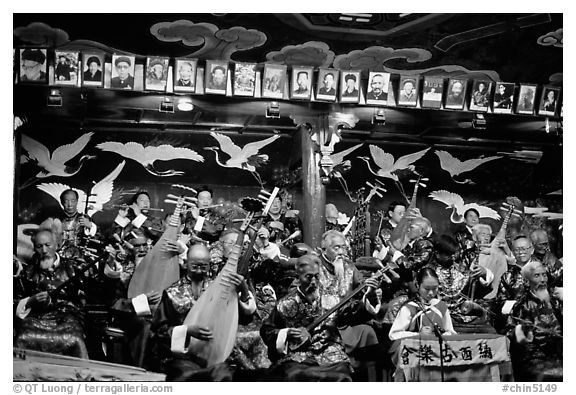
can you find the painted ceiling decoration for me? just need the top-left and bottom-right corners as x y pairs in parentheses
(13, 22), (69, 47)
(266, 41), (334, 68)
(537, 28), (563, 47)
(333, 46), (432, 76)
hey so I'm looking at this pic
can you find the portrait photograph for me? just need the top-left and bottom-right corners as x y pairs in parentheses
(290, 66), (313, 100)
(538, 86), (560, 116)
(340, 70), (361, 103)
(233, 62), (256, 97)
(445, 78), (468, 110)
(397, 75), (419, 107)
(82, 53), (104, 87)
(110, 54), (136, 90)
(469, 80), (492, 112)
(365, 72), (390, 105)
(421, 77), (444, 109)
(516, 84), (537, 114)
(144, 57), (169, 92)
(315, 68), (339, 102)
(492, 82), (515, 114)
(205, 60), (229, 95)
(173, 58), (197, 93)
(262, 64), (287, 99)
(54, 51), (79, 86)
(18, 48), (48, 84)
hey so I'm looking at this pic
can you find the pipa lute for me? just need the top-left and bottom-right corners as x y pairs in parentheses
(183, 188), (278, 367)
(390, 174), (428, 250)
(127, 196), (185, 299)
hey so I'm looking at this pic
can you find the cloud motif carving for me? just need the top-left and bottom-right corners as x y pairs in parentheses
(384, 64), (500, 82)
(14, 22), (69, 46)
(266, 41), (335, 67)
(150, 20), (266, 60)
(333, 46), (432, 75)
(537, 29), (563, 47)
(549, 72), (562, 85)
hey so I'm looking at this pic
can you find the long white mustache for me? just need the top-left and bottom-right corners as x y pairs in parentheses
(333, 257), (345, 279)
(534, 287), (550, 303)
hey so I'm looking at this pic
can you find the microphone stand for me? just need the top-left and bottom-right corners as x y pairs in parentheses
(414, 298), (457, 382)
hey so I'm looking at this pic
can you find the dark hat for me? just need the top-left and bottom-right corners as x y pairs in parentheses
(345, 74), (357, 82)
(114, 56), (131, 67)
(149, 58), (165, 69)
(21, 49), (46, 65)
(212, 65), (226, 74)
(86, 56), (101, 66)
(403, 78), (416, 86)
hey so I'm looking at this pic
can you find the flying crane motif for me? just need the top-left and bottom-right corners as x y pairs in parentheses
(434, 150), (502, 185)
(429, 190), (501, 223)
(329, 143), (363, 199)
(96, 141), (204, 177)
(37, 161), (126, 217)
(357, 145), (430, 181)
(205, 132), (280, 186)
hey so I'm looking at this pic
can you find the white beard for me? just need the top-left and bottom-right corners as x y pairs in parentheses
(534, 287), (550, 303)
(39, 256), (55, 270)
(333, 257), (345, 281)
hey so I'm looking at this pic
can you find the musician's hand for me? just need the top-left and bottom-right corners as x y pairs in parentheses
(471, 264), (487, 280)
(190, 204), (200, 219)
(131, 204), (142, 217)
(118, 206), (129, 218)
(553, 287), (563, 301)
(286, 328), (304, 341)
(405, 208), (421, 220)
(162, 239), (185, 254)
(365, 277), (382, 294)
(187, 325), (213, 341)
(78, 216), (92, 228)
(27, 291), (50, 309)
(221, 272), (249, 294)
(515, 324), (534, 344)
(144, 291), (161, 306)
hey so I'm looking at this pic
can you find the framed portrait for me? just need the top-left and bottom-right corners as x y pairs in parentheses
(340, 70), (361, 103)
(492, 82), (515, 114)
(233, 62), (256, 97)
(516, 84), (537, 115)
(315, 68), (339, 102)
(82, 53), (104, 87)
(290, 66), (313, 100)
(54, 51), (79, 86)
(445, 78), (468, 110)
(18, 48), (48, 84)
(366, 72), (390, 105)
(205, 60), (229, 95)
(538, 86), (561, 116)
(398, 75), (419, 107)
(469, 80), (492, 112)
(173, 58), (197, 93)
(111, 54), (136, 90)
(262, 64), (287, 99)
(421, 77), (444, 109)
(144, 57), (169, 92)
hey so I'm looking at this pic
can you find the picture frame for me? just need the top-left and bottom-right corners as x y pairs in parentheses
(516, 84), (538, 115)
(290, 66), (313, 100)
(315, 68), (339, 102)
(144, 56), (170, 92)
(492, 82), (515, 114)
(421, 77), (444, 109)
(339, 70), (361, 103)
(204, 60), (229, 95)
(262, 63), (287, 99)
(110, 54), (136, 90)
(365, 72), (390, 106)
(233, 62), (257, 97)
(18, 48), (48, 84)
(173, 58), (198, 93)
(54, 51), (79, 86)
(81, 53), (104, 87)
(445, 78), (468, 110)
(469, 80), (493, 112)
(397, 75), (419, 107)
(538, 86), (561, 116)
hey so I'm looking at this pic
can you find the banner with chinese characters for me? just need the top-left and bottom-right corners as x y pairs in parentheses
(399, 334), (510, 368)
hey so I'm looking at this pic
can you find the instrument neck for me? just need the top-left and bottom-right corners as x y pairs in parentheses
(168, 204), (183, 227)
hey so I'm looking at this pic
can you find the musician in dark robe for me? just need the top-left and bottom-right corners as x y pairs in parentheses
(112, 191), (163, 243)
(184, 186), (225, 243)
(529, 229), (563, 286)
(14, 230), (88, 358)
(260, 254), (353, 381)
(151, 243), (256, 380)
(55, 189), (98, 259)
(263, 195), (302, 251)
(324, 203), (347, 233)
(102, 231), (161, 368)
(386, 217), (436, 276)
(506, 261), (562, 381)
(454, 208), (480, 253)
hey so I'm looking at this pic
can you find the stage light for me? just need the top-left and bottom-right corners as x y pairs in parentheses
(372, 108), (386, 125)
(472, 113), (486, 129)
(159, 97), (174, 113)
(177, 97), (194, 112)
(47, 88), (62, 107)
(266, 101), (280, 118)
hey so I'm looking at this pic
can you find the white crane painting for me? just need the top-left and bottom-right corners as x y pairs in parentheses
(358, 145), (430, 181)
(96, 141), (204, 177)
(329, 143), (363, 200)
(428, 190), (501, 223)
(434, 150), (502, 185)
(37, 161), (126, 217)
(205, 132), (280, 186)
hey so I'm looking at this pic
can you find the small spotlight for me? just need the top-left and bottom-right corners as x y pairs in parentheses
(47, 88), (62, 107)
(472, 113), (486, 129)
(159, 97), (174, 113)
(372, 108), (386, 125)
(266, 101), (280, 118)
(177, 97), (194, 112)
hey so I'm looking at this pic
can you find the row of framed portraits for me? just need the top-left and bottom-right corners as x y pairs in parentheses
(15, 48), (562, 117)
